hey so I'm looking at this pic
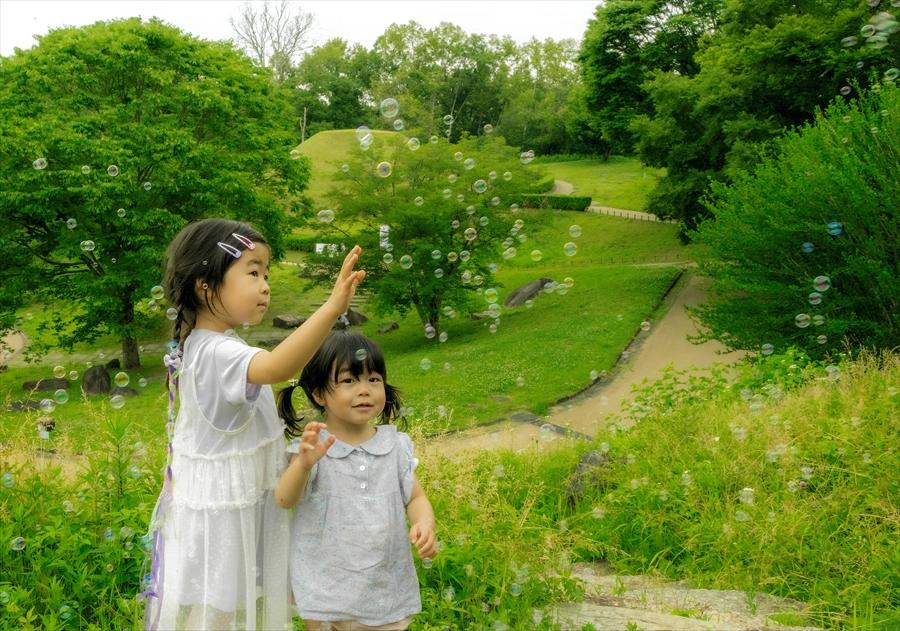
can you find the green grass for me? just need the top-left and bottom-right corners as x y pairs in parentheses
(2, 351), (894, 629)
(540, 157), (666, 211)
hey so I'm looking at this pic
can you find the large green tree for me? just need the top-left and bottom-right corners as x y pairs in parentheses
(0, 18), (307, 368)
(578, 0), (722, 158)
(631, 0), (894, 230)
(690, 84), (899, 354)
(303, 132), (545, 333)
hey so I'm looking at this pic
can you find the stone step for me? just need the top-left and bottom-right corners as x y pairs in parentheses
(550, 563), (822, 631)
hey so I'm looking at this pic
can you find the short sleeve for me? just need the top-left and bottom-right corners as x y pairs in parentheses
(286, 438), (319, 490)
(212, 336), (264, 405)
(397, 432), (418, 506)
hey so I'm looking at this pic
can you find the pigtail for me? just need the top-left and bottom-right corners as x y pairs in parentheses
(277, 383), (305, 438)
(382, 383), (403, 429)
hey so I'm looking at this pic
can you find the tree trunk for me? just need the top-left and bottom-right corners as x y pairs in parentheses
(121, 298), (141, 369)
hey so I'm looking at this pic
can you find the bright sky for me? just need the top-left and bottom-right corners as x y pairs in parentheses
(0, 1), (600, 57)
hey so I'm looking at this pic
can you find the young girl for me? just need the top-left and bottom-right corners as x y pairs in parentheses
(275, 331), (437, 631)
(143, 218), (365, 631)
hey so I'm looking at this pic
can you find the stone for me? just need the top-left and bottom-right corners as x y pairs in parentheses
(110, 386), (139, 398)
(6, 400), (41, 412)
(344, 308), (369, 326)
(82, 365), (111, 395)
(273, 314), (305, 329)
(378, 321), (399, 334)
(504, 277), (555, 307)
(105, 358), (121, 371)
(21, 378), (69, 392)
(565, 449), (612, 505)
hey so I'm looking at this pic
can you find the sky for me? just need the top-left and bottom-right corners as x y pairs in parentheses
(0, 0), (600, 57)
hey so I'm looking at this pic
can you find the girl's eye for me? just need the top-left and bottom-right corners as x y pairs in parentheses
(250, 271), (259, 277)
(340, 378), (355, 384)
(369, 376), (383, 383)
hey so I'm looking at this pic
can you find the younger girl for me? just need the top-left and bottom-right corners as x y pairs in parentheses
(275, 331), (437, 630)
(143, 218), (365, 630)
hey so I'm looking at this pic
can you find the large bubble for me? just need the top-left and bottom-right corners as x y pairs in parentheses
(376, 162), (393, 178)
(379, 98), (399, 118)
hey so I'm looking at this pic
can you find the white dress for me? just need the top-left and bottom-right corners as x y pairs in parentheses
(145, 329), (290, 630)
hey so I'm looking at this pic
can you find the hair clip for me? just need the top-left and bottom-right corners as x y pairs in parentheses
(232, 233), (256, 250)
(217, 242), (241, 258)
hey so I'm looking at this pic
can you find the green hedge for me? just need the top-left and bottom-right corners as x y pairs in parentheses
(528, 173), (556, 194)
(283, 233), (320, 251)
(516, 194), (592, 211)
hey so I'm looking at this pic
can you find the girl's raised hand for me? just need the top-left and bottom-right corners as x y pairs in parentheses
(409, 522), (437, 560)
(298, 421), (337, 471)
(324, 245), (366, 316)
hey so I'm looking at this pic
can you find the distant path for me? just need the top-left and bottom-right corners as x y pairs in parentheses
(550, 179), (675, 223)
(1, 330), (26, 361)
(551, 179), (575, 195)
(423, 273), (744, 457)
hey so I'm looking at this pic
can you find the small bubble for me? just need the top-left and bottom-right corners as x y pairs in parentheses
(81, 165), (91, 174)
(379, 97), (399, 118)
(109, 394), (126, 410)
(33, 157), (48, 170)
(375, 162), (392, 178)
(317, 209), (335, 223)
(114, 372), (130, 387)
(80, 240), (96, 252)
(10, 536), (26, 551)
(107, 165), (119, 177)
(66, 217), (77, 229)
(569, 225), (582, 238)
(406, 137), (420, 151)
(142, 181), (152, 191)
(563, 242), (577, 257)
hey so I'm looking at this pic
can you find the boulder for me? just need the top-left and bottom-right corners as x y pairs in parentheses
(273, 314), (305, 329)
(344, 308), (369, 326)
(105, 358), (121, 371)
(82, 365), (111, 395)
(503, 277), (555, 307)
(6, 400), (41, 412)
(378, 321), (399, 334)
(21, 378), (69, 392)
(565, 449), (613, 506)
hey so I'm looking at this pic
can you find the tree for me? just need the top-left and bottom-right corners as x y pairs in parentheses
(0, 18), (308, 368)
(632, 0), (894, 230)
(689, 84), (899, 355)
(230, 0), (314, 83)
(289, 38), (378, 137)
(302, 131), (545, 334)
(578, 0), (722, 158)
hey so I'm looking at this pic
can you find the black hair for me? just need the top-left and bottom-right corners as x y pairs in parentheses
(277, 330), (403, 437)
(162, 218), (268, 352)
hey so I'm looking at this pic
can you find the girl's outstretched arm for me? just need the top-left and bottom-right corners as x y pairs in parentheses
(275, 422), (336, 508)
(407, 480), (437, 559)
(248, 246), (366, 385)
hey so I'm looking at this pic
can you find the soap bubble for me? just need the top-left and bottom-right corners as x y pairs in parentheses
(479, 216), (489, 226)
(640, 321), (651, 332)
(502, 171), (512, 181)
(530, 249), (542, 261)
(53, 389), (69, 404)
(2, 473), (13, 488)
(10, 537), (25, 551)
(117, 208), (126, 218)
(473, 179), (488, 193)
(69, 370), (79, 381)
(109, 394), (126, 410)
(420, 358), (432, 370)
(114, 372), (130, 388)
(81, 165), (91, 174)
(414, 196), (424, 206)
(379, 98), (399, 118)
(761, 343), (774, 356)
(812, 314), (825, 326)
(453, 151), (463, 161)
(33, 157), (48, 170)
(429, 135), (439, 144)
(53, 365), (66, 379)
(483, 124), (493, 134)
(519, 150), (535, 164)
(40, 398), (56, 413)
(841, 36), (858, 47)
(66, 218), (77, 229)
(383, 253), (394, 264)
(491, 196), (500, 206)
(448, 174), (458, 183)
(376, 162), (392, 178)
(392, 118), (405, 131)
(407, 137), (420, 151)
(138, 377), (148, 387)
(502, 247), (517, 260)
(150, 285), (164, 300)
(355, 125), (371, 141)
(813, 275), (831, 292)
(816, 334), (828, 344)
(484, 288), (499, 303)
(827, 221), (843, 236)
(569, 225), (582, 238)
(563, 242), (577, 257)
(808, 292), (823, 305)
(107, 165), (119, 177)
(355, 348), (368, 361)
(317, 209), (335, 223)
(80, 240), (96, 252)
(463, 158), (476, 170)
(143, 181), (152, 191)
(886, 68), (899, 81)
(839, 86), (852, 96)
(442, 188), (452, 199)
(802, 242), (814, 253)
(443, 114), (454, 126)
(795, 313), (811, 328)
(341, 164), (350, 173)
(464, 228), (477, 240)
(399, 255), (413, 269)
(434, 268), (444, 278)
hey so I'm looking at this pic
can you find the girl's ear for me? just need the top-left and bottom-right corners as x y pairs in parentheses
(311, 388), (326, 408)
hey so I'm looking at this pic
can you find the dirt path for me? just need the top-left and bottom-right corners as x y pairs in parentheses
(551, 179), (575, 195)
(1, 330), (27, 361)
(422, 273), (744, 457)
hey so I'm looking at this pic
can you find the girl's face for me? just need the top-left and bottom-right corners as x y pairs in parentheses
(314, 363), (386, 427)
(199, 245), (271, 330)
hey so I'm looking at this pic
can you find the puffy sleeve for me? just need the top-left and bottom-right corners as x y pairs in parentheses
(211, 336), (264, 404)
(397, 432), (418, 506)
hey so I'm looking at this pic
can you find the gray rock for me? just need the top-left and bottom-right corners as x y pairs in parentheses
(22, 378), (69, 392)
(110, 386), (139, 398)
(344, 308), (369, 326)
(82, 365), (111, 395)
(378, 321), (399, 334)
(273, 314), (305, 329)
(565, 449), (612, 505)
(7, 400), (41, 412)
(504, 277), (555, 307)
(105, 358), (121, 371)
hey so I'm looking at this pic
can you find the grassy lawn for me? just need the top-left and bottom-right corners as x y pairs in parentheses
(1, 210), (687, 452)
(539, 157), (666, 211)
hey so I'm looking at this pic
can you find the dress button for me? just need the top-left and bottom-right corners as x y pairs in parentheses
(359, 465), (366, 471)
(360, 482), (367, 490)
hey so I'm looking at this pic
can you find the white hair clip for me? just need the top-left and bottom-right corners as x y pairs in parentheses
(217, 242), (241, 258)
(232, 233), (256, 250)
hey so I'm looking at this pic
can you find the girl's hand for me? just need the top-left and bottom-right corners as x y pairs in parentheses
(324, 245), (366, 316)
(409, 522), (437, 559)
(297, 421), (336, 471)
